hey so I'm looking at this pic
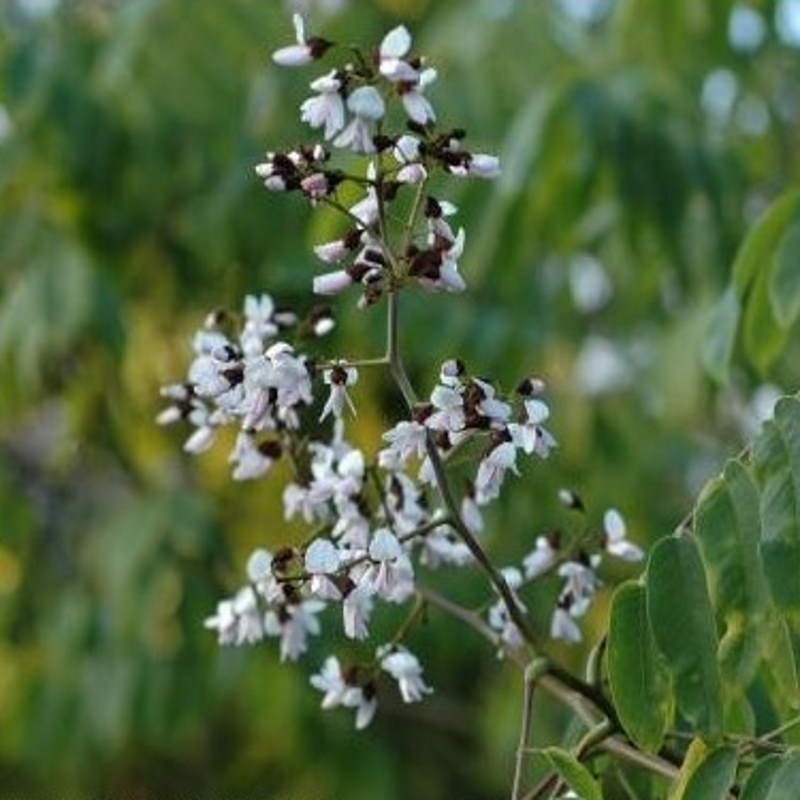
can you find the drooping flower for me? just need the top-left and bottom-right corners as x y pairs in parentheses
(379, 646), (433, 703)
(475, 439), (519, 504)
(366, 529), (415, 601)
(342, 580), (374, 640)
(523, 534), (558, 579)
(229, 433), (281, 481)
(304, 537), (342, 599)
(399, 67), (437, 125)
(272, 13), (332, 67)
(320, 364), (358, 421)
(551, 603), (582, 644)
(264, 598), (325, 661)
(334, 86), (385, 153)
(300, 69), (346, 139)
(378, 25), (417, 82)
(204, 586), (264, 646)
(602, 508), (644, 561)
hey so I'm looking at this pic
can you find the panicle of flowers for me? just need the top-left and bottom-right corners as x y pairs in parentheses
(261, 18), (502, 308)
(159, 14), (648, 734)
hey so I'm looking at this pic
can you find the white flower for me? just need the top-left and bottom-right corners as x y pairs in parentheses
(475, 440), (518, 504)
(229, 432), (279, 481)
(247, 548), (282, 603)
(523, 535), (557, 579)
(313, 269), (354, 296)
(184, 423), (216, 454)
(204, 586), (263, 646)
(379, 420), (428, 467)
(240, 293), (279, 356)
(468, 153), (501, 179)
(305, 537), (342, 599)
(380, 646), (433, 703)
(394, 134), (421, 163)
(472, 378), (512, 426)
(558, 557), (601, 618)
(426, 384), (465, 433)
(313, 229), (362, 263)
(334, 86), (385, 153)
(342, 685), (378, 730)
(419, 526), (473, 568)
(310, 656), (378, 730)
(348, 163), (380, 225)
(366, 529), (415, 601)
(400, 67), (437, 125)
(300, 69), (345, 139)
(320, 364), (358, 421)
(264, 599), (325, 661)
(397, 161), (427, 185)
(204, 598), (237, 644)
(272, 13), (330, 66)
(378, 25), (417, 82)
(342, 580), (374, 640)
(551, 606), (582, 644)
(310, 655), (348, 709)
(603, 508), (644, 561)
(509, 397), (557, 457)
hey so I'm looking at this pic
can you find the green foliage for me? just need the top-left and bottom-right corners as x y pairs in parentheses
(540, 746), (604, 800)
(680, 745), (738, 800)
(705, 190), (800, 378)
(607, 581), (672, 752)
(694, 460), (768, 687)
(752, 397), (800, 612)
(646, 535), (723, 740)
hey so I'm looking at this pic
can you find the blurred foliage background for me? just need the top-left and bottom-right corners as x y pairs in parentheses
(2, 0), (800, 797)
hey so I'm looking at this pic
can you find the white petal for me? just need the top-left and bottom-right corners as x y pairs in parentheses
(314, 270), (352, 295)
(380, 25), (412, 59)
(604, 508), (626, 542)
(347, 86), (385, 120)
(292, 13), (306, 44)
(272, 44), (313, 67)
(402, 91), (435, 124)
(305, 538), (340, 574)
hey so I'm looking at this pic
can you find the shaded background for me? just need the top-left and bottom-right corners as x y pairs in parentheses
(2, 0), (800, 797)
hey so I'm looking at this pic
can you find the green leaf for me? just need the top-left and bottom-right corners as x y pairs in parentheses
(742, 755), (783, 800)
(669, 739), (708, 800)
(761, 613), (800, 711)
(681, 745), (738, 800)
(702, 286), (740, 384)
(733, 190), (800, 295)
(770, 221), (800, 328)
(646, 535), (723, 740)
(607, 581), (672, 752)
(541, 747), (603, 800)
(764, 751), (800, 799)
(694, 461), (768, 687)
(752, 397), (800, 611)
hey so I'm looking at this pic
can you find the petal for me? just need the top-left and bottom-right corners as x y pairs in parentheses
(380, 24), (412, 59)
(603, 508), (626, 542)
(292, 13), (306, 44)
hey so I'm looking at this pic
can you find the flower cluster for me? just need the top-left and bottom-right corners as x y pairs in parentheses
(158, 15), (645, 732)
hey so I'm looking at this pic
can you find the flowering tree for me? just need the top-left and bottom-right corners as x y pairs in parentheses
(158, 14), (800, 800)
